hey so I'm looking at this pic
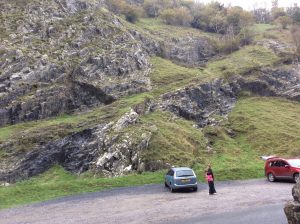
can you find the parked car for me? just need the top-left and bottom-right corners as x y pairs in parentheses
(264, 156), (300, 182)
(164, 167), (198, 192)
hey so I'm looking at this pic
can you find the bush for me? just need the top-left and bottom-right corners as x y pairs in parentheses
(106, 0), (127, 14)
(160, 7), (192, 26)
(106, 0), (142, 23)
(238, 28), (254, 46)
(275, 16), (292, 29)
(213, 26), (240, 54)
(123, 5), (143, 23)
(291, 25), (300, 59)
(143, 0), (173, 18)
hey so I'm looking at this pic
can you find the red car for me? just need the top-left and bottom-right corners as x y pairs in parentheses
(264, 156), (300, 182)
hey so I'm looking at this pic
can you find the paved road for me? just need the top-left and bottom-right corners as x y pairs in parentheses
(0, 179), (294, 224)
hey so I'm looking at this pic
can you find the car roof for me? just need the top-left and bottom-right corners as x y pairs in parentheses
(172, 167), (193, 171)
(267, 157), (285, 161)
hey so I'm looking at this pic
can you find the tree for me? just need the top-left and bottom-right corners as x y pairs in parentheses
(271, 0), (278, 9)
(123, 5), (143, 23)
(275, 16), (292, 29)
(143, 0), (173, 17)
(160, 7), (192, 26)
(210, 14), (227, 34)
(271, 7), (286, 20)
(191, 2), (225, 32)
(253, 8), (271, 24)
(106, 0), (127, 14)
(226, 7), (254, 34)
(291, 25), (300, 59)
(287, 4), (300, 23)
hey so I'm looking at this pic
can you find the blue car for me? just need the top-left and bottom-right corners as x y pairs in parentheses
(164, 167), (198, 192)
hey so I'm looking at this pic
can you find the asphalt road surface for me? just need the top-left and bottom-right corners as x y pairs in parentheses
(0, 179), (294, 224)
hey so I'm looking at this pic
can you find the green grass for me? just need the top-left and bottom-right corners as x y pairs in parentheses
(205, 45), (280, 78)
(137, 111), (207, 166)
(202, 97), (300, 180)
(149, 57), (217, 96)
(227, 97), (300, 156)
(1, 97), (300, 209)
(251, 23), (276, 34)
(0, 165), (164, 209)
(0, 44), (283, 156)
(134, 18), (217, 40)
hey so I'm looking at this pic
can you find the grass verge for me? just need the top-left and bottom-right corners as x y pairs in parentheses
(0, 165), (165, 209)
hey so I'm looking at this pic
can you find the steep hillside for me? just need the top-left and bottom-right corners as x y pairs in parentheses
(0, 0), (300, 205)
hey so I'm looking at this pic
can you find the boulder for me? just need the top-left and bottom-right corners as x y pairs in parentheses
(285, 183), (300, 224)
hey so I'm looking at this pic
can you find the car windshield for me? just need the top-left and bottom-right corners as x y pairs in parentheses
(176, 170), (194, 177)
(288, 159), (300, 168)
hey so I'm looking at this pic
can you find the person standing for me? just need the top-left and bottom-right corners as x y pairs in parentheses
(206, 163), (217, 195)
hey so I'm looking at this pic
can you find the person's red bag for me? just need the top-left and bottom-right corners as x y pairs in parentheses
(206, 174), (213, 182)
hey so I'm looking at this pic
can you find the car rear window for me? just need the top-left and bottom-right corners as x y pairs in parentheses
(176, 170), (194, 177)
(288, 159), (300, 168)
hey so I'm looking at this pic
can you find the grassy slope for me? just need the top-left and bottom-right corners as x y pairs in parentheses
(0, 21), (297, 208)
(208, 97), (300, 180)
(135, 18), (217, 39)
(2, 96), (300, 209)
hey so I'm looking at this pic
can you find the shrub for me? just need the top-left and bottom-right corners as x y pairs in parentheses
(213, 26), (240, 54)
(143, 0), (173, 18)
(275, 16), (292, 29)
(238, 28), (254, 46)
(160, 7), (192, 26)
(124, 5), (143, 23)
(106, 0), (127, 14)
(291, 25), (300, 59)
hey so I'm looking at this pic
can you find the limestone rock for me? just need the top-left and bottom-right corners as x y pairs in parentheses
(113, 109), (139, 131)
(0, 1), (151, 127)
(285, 183), (300, 224)
(0, 109), (152, 182)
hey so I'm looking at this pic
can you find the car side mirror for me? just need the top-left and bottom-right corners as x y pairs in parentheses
(285, 165), (290, 168)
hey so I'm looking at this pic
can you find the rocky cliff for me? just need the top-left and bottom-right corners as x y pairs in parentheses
(1, 0), (300, 182)
(0, 0), (151, 126)
(159, 67), (300, 127)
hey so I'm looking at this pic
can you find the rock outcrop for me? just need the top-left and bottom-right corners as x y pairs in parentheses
(0, 108), (151, 182)
(284, 183), (300, 224)
(160, 67), (300, 127)
(0, 0), (151, 126)
(131, 30), (216, 66)
(160, 79), (239, 127)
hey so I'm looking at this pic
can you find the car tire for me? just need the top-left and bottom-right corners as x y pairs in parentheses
(294, 173), (300, 183)
(193, 187), (198, 192)
(267, 173), (275, 182)
(164, 182), (168, 187)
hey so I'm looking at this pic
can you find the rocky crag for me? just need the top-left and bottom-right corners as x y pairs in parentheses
(160, 67), (300, 127)
(1, 66), (300, 182)
(1, 0), (300, 182)
(285, 183), (300, 224)
(0, 0), (216, 127)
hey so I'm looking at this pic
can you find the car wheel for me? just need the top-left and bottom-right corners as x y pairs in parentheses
(164, 182), (168, 187)
(294, 173), (300, 183)
(268, 173), (275, 182)
(193, 187), (198, 192)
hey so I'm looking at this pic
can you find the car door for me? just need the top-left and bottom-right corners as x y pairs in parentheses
(271, 160), (281, 177)
(281, 161), (292, 178)
(276, 160), (289, 178)
(165, 170), (173, 186)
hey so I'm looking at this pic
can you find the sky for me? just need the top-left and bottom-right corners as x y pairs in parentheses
(195, 0), (300, 10)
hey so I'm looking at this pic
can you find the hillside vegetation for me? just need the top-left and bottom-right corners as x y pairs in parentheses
(1, 0), (300, 209)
